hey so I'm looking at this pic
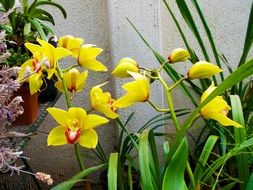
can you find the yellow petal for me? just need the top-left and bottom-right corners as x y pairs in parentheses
(47, 107), (69, 126)
(54, 80), (64, 92)
(112, 58), (139, 78)
(81, 59), (108, 71)
(83, 114), (109, 129)
(78, 45), (107, 71)
(168, 48), (190, 63)
(68, 107), (87, 122)
(47, 126), (68, 146)
(54, 47), (72, 62)
(122, 80), (149, 101)
(58, 35), (84, 51)
(29, 73), (43, 95)
(76, 70), (88, 92)
(203, 112), (242, 128)
(113, 94), (141, 108)
(78, 129), (98, 148)
(188, 61), (223, 79)
(95, 105), (119, 119)
(200, 83), (216, 103)
(25, 43), (43, 55)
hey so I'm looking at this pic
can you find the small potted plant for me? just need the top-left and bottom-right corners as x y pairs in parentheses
(0, 0), (67, 125)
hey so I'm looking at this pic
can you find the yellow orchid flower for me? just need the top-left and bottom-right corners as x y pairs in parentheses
(111, 58), (139, 78)
(18, 58), (43, 95)
(25, 38), (72, 79)
(47, 107), (109, 148)
(113, 72), (150, 108)
(77, 44), (107, 71)
(58, 35), (84, 57)
(200, 84), (242, 128)
(187, 61), (222, 79)
(90, 82), (119, 119)
(168, 48), (190, 63)
(55, 68), (88, 94)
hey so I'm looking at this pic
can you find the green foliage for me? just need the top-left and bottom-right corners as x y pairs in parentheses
(2, 47), (30, 67)
(0, 0), (66, 56)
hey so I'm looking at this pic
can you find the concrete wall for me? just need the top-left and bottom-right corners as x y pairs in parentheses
(21, 0), (251, 187)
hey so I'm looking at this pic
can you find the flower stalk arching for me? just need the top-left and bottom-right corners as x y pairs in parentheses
(168, 76), (188, 91)
(62, 64), (79, 73)
(147, 99), (170, 113)
(56, 64), (84, 171)
(157, 72), (181, 131)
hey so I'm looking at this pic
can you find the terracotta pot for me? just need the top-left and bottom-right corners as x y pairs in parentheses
(13, 84), (38, 126)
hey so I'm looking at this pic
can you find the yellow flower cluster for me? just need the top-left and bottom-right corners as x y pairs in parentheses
(18, 38), (242, 149)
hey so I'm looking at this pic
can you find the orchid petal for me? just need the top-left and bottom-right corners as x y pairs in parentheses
(78, 129), (98, 148)
(83, 114), (108, 129)
(47, 126), (68, 146)
(47, 107), (68, 126)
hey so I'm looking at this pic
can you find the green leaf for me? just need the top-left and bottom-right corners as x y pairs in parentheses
(32, 1), (67, 19)
(28, 8), (55, 25)
(193, 135), (218, 188)
(192, 0), (224, 81)
(163, 141), (170, 164)
(169, 58), (253, 162)
(28, 17), (47, 40)
(230, 95), (249, 189)
(108, 153), (119, 190)
(246, 173), (253, 190)
(162, 138), (188, 190)
(139, 130), (157, 190)
(51, 164), (107, 190)
(221, 182), (236, 190)
(202, 137), (253, 184)
(175, 0), (210, 61)
(238, 2), (253, 67)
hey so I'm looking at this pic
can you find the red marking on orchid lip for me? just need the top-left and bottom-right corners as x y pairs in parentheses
(65, 128), (81, 144)
(32, 59), (41, 73)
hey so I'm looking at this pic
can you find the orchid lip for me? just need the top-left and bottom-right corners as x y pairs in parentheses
(65, 128), (81, 144)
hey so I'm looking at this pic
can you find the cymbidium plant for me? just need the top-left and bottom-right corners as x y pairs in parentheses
(16, 2), (253, 190)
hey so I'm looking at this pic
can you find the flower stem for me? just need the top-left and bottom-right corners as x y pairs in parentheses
(158, 73), (180, 131)
(74, 143), (85, 170)
(147, 99), (170, 112)
(186, 161), (195, 189)
(56, 65), (71, 108)
(56, 64), (84, 171)
(158, 60), (169, 72)
(168, 76), (188, 91)
(62, 64), (79, 72)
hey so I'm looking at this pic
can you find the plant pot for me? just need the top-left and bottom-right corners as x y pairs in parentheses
(13, 84), (38, 126)
(38, 75), (58, 103)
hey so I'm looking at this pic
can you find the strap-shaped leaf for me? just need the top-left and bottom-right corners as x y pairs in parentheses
(230, 95), (249, 189)
(175, 0), (209, 61)
(193, 135), (218, 187)
(28, 17), (47, 40)
(31, 0), (67, 18)
(28, 8), (55, 25)
(108, 153), (119, 190)
(162, 137), (188, 190)
(51, 164), (107, 190)
(139, 130), (158, 190)
(246, 173), (253, 190)
(169, 58), (253, 162)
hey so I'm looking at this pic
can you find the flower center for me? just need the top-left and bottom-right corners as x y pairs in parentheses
(65, 127), (81, 144)
(65, 119), (81, 144)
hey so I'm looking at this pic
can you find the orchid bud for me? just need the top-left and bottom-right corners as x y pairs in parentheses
(168, 48), (190, 63)
(187, 61), (222, 80)
(111, 58), (139, 78)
